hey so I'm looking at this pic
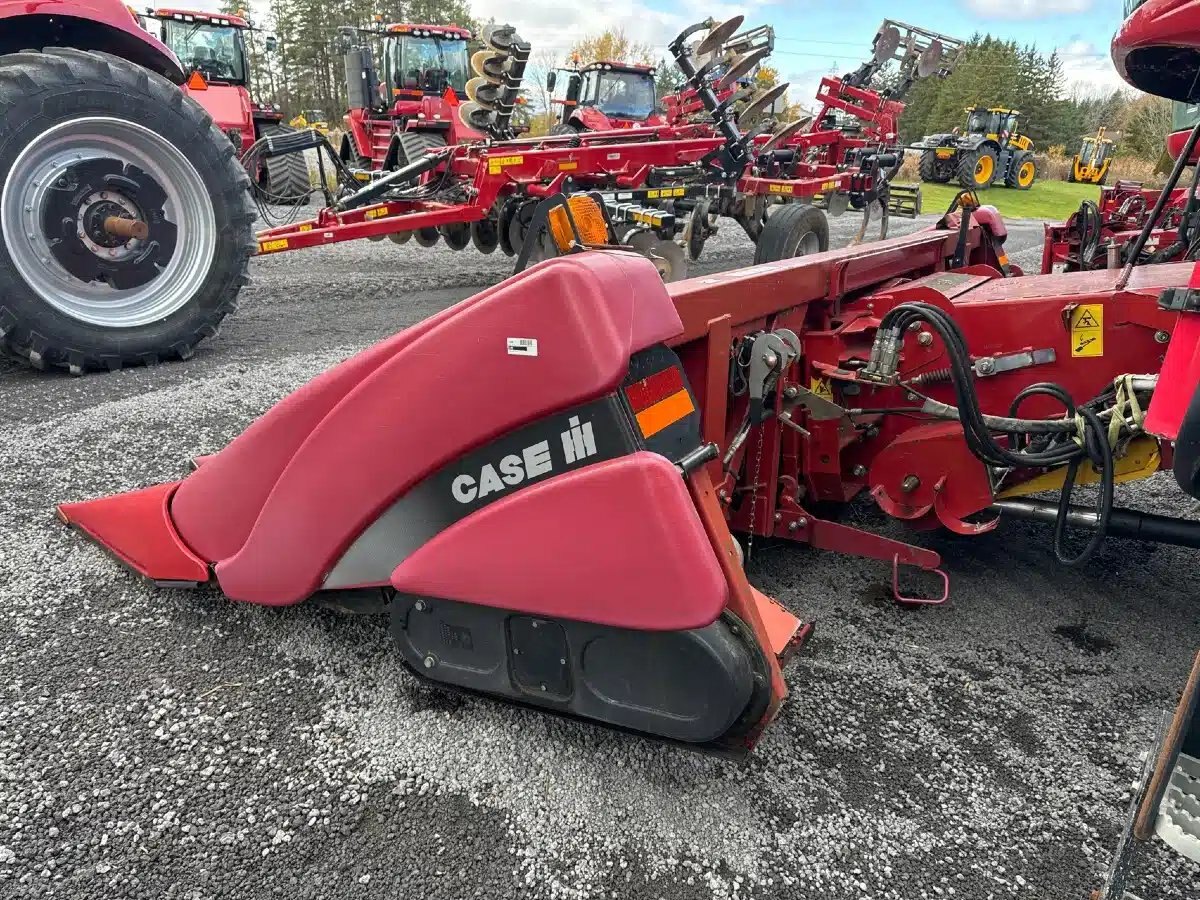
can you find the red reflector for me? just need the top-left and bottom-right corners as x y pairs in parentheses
(624, 367), (684, 412)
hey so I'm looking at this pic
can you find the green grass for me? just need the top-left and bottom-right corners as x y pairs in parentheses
(912, 179), (1101, 221)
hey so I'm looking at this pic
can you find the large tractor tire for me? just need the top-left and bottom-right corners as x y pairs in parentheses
(254, 124), (310, 205)
(1006, 151), (1037, 190)
(0, 49), (254, 374)
(753, 203), (829, 265)
(549, 123), (579, 136)
(958, 146), (998, 190)
(918, 150), (939, 182)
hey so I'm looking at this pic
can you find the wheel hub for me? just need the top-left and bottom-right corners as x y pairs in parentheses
(40, 158), (175, 290)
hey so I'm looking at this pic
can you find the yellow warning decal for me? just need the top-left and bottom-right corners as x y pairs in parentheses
(298, 223), (313, 232)
(487, 154), (524, 174)
(810, 376), (833, 400)
(769, 184), (794, 195)
(1070, 303), (1104, 357)
(558, 161), (578, 171)
(258, 238), (289, 253)
(364, 207), (388, 220)
(822, 180), (839, 191)
(645, 187), (685, 199)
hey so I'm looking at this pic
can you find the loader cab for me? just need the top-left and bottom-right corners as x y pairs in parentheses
(965, 107), (1020, 142)
(149, 9), (249, 86)
(382, 25), (471, 102)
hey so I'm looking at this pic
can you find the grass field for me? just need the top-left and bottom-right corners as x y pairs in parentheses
(913, 179), (1102, 221)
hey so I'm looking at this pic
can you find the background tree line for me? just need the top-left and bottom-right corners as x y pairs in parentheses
(895, 34), (1171, 163)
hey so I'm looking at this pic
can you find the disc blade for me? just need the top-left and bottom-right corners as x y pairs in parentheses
(483, 23), (517, 52)
(458, 101), (494, 131)
(872, 25), (901, 64)
(740, 83), (789, 122)
(761, 116), (811, 152)
(695, 15), (745, 57)
(718, 47), (771, 91)
(917, 40), (944, 78)
(648, 238), (688, 281)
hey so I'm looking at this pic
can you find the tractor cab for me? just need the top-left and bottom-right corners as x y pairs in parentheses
(548, 60), (665, 132)
(145, 9), (250, 86)
(380, 24), (472, 106)
(963, 107), (1024, 145)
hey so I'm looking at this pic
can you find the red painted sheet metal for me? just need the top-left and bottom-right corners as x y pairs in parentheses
(1146, 312), (1200, 440)
(207, 252), (681, 605)
(57, 482), (208, 585)
(390, 453), (727, 631)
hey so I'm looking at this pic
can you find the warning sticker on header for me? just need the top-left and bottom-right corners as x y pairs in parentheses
(507, 337), (539, 357)
(1070, 304), (1103, 357)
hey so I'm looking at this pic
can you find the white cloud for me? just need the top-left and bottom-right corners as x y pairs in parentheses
(965, 0), (1092, 18)
(1056, 40), (1128, 97)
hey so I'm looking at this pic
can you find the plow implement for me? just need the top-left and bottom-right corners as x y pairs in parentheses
(248, 16), (963, 279)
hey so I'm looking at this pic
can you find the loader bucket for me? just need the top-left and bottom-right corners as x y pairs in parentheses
(57, 250), (805, 753)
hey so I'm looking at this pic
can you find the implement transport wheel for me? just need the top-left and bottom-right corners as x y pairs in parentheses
(753, 204), (829, 264)
(958, 147), (997, 190)
(254, 124), (310, 205)
(1006, 152), (1037, 190)
(0, 49), (253, 374)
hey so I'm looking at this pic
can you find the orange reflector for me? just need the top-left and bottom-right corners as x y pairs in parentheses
(442, 86), (459, 107)
(547, 196), (608, 252)
(186, 70), (208, 91)
(625, 367), (695, 438)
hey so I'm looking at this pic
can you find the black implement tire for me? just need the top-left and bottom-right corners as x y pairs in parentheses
(255, 124), (310, 205)
(918, 150), (938, 181)
(1067, 166), (1077, 183)
(1005, 151), (1037, 191)
(0, 48), (253, 374)
(753, 203), (829, 264)
(958, 146), (998, 190)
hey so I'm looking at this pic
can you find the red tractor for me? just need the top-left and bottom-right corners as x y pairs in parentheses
(139, 8), (310, 202)
(339, 22), (484, 172)
(0, 0), (253, 373)
(546, 60), (666, 134)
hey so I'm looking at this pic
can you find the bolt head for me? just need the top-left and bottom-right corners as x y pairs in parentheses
(414, 599), (426, 612)
(787, 520), (799, 531)
(796, 517), (808, 528)
(784, 385), (799, 398)
(764, 352), (778, 367)
(422, 655), (435, 669)
(906, 391), (919, 401)
(1156, 330), (1170, 344)
(917, 332), (933, 346)
(865, 425), (879, 438)
(773, 511), (782, 521)
(852, 464), (867, 477)
(978, 358), (995, 374)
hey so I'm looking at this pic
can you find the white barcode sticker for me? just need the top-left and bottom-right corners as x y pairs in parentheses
(507, 337), (538, 357)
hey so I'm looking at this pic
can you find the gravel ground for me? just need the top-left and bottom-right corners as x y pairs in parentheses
(1, 211), (1198, 900)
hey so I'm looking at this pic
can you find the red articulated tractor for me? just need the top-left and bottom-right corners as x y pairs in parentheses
(0, 0), (254, 373)
(546, 59), (666, 134)
(138, 7), (310, 202)
(339, 22), (485, 172)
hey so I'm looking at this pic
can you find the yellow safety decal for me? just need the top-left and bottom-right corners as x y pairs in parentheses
(646, 189), (661, 199)
(487, 154), (524, 174)
(935, 149), (954, 159)
(1070, 304), (1104, 357)
(258, 238), (289, 253)
(769, 184), (794, 195)
(299, 224), (313, 232)
(810, 376), (833, 400)
(364, 207), (388, 220)
(669, 187), (684, 197)
(822, 180), (838, 191)
(558, 161), (578, 171)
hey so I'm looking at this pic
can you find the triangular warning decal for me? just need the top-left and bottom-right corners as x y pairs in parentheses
(1076, 310), (1099, 328)
(186, 70), (208, 91)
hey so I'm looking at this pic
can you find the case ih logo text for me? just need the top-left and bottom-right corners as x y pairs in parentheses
(451, 417), (598, 504)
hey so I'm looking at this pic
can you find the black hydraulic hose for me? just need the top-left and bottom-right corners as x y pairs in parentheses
(1117, 117), (1200, 288)
(1051, 406), (1114, 567)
